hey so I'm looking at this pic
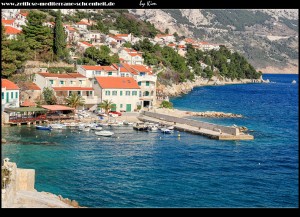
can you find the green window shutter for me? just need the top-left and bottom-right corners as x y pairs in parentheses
(11, 92), (13, 99)
(120, 91), (123, 96)
(2, 92), (4, 99)
(138, 81), (141, 86)
(16, 92), (18, 99)
(108, 72), (112, 75)
(6, 92), (9, 103)
(146, 81), (150, 86)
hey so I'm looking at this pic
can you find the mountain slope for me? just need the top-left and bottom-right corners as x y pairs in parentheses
(129, 9), (298, 74)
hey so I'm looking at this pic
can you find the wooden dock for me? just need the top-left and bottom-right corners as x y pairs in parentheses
(138, 111), (254, 141)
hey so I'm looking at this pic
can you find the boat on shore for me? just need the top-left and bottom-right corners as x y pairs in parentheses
(95, 130), (114, 137)
(161, 128), (173, 134)
(36, 125), (52, 131)
(292, 80), (297, 84)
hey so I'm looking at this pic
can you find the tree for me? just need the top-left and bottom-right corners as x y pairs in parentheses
(22, 10), (53, 62)
(42, 87), (57, 105)
(81, 46), (119, 66)
(53, 10), (68, 60)
(160, 101), (173, 109)
(1, 25), (29, 78)
(123, 41), (132, 48)
(98, 100), (113, 114)
(65, 92), (85, 111)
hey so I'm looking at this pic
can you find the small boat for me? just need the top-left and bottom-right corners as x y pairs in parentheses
(167, 126), (174, 130)
(49, 123), (66, 129)
(92, 125), (103, 131)
(36, 125), (52, 131)
(123, 121), (133, 126)
(161, 128), (173, 134)
(133, 122), (148, 131)
(292, 80), (297, 84)
(95, 130), (114, 137)
(82, 127), (91, 132)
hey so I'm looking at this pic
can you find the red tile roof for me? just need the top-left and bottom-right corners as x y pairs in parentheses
(168, 43), (176, 47)
(130, 65), (153, 75)
(115, 34), (129, 37)
(41, 105), (75, 111)
(123, 48), (137, 53)
(81, 65), (102, 71)
(21, 99), (36, 107)
(65, 25), (75, 31)
(19, 82), (41, 90)
(52, 87), (94, 91)
(4, 26), (21, 35)
(20, 12), (29, 17)
(128, 53), (142, 57)
(2, 19), (15, 25)
(1, 79), (19, 90)
(76, 21), (91, 25)
(79, 41), (93, 47)
(37, 72), (86, 79)
(95, 77), (140, 89)
(112, 64), (130, 72)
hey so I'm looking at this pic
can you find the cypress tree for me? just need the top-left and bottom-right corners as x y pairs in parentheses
(53, 10), (67, 60)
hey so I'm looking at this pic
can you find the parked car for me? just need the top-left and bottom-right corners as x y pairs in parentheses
(109, 111), (122, 116)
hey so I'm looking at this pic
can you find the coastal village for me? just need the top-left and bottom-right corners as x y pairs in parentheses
(1, 9), (228, 125)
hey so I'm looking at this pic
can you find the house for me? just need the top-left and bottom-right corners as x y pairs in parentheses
(1, 9), (20, 19)
(82, 30), (102, 43)
(112, 63), (157, 108)
(77, 41), (93, 53)
(75, 21), (91, 30)
(118, 48), (144, 65)
(93, 77), (140, 112)
(4, 26), (22, 39)
(167, 43), (177, 50)
(154, 34), (175, 44)
(198, 42), (220, 51)
(18, 81), (42, 102)
(106, 35), (125, 47)
(77, 65), (119, 78)
(44, 22), (55, 28)
(34, 72), (97, 109)
(64, 25), (79, 43)
(115, 33), (132, 42)
(1, 79), (20, 111)
(14, 11), (28, 28)
(2, 19), (16, 28)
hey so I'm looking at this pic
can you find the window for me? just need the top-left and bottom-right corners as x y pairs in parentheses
(108, 72), (112, 76)
(121, 73), (125, 77)
(2, 92), (4, 100)
(138, 81), (141, 86)
(60, 80), (64, 85)
(77, 91), (81, 96)
(11, 92), (13, 99)
(132, 91), (137, 96)
(139, 91), (142, 97)
(146, 81), (150, 86)
(125, 91), (130, 96)
(120, 104), (123, 108)
(120, 91), (123, 96)
(79, 80), (83, 84)
(112, 91), (117, 96)
(6, 92), (9, 103)
(94, 81), (97, 84)
(70, 81), (74, 85)
(15, 92), (18, 99)
(50, 80), (54, 85)
(105, 91), (110, 96)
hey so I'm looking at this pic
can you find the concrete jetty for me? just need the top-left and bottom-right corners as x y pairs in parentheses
(138, 111), (254, 140)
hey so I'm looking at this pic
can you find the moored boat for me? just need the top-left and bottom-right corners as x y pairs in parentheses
(95, 130), (114, 137)
(133, 122), (148, 131)
(36, 125), (52, 131)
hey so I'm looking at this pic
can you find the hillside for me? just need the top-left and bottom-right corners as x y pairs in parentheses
(129, 9), (299, 74)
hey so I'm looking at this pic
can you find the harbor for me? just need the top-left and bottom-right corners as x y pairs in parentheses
(138, 111), (254, 140)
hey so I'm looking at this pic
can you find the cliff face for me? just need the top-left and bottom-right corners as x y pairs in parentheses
(129, 9), (298, 74)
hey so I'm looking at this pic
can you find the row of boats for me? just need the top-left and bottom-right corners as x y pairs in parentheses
(36, 121), (175, 136)
(133, 122), (174, 134)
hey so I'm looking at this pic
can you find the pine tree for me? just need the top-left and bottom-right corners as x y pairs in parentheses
(53, 10), (67, 60)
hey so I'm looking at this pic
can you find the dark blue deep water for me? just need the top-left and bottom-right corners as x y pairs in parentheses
(2, 74), (298, 207)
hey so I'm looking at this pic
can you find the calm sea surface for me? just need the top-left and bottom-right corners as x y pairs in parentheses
(2, 74), (298, 207)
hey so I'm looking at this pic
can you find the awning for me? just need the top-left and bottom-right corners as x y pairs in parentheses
(4, 107), (47, 113)
(41, 105), (75, 111)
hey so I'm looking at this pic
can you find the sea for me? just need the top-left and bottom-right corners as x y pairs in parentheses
(1, 74), (298, 208)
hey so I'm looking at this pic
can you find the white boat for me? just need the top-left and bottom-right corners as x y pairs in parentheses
(82, 127), (91, 132)
(167, 126), (174, 130)
(161, 128), (173, 134)
(149, 125), (158, 131)
(95, 130), (114, 137)
(292, 80), (297, 84)
(123, 121), (134, 126)
(49, 123), (66, 129)
(92, 126), (103, 131)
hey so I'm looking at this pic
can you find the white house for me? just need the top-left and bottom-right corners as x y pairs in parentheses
(83, 30), (102, 43)
(34, 72), (97, 108)
(115, 33), (132, 42)
(93, 77), (140, 112)
(64, 25), (79, 43)
(4, 26), (22, 40)
(1, 9), (20, 19)
(75, 21), (91, 30)
(14, 11), (28, 28)
(154, 34), (175, 44)
(77, 65), (119, 78)
(2, 79), (20, 111)
(198, 42), (220, 51)
(2, 19), (16, 28)
(118, 48), (144, 65)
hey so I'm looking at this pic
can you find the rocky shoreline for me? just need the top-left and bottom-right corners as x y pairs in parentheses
(158, 76), (265, 97)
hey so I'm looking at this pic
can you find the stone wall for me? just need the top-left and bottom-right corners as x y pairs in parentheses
(142, 111), (239, 135)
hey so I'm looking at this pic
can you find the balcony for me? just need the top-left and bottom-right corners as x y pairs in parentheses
(82, 95), (99, 104)
(134, 75), (157, 83)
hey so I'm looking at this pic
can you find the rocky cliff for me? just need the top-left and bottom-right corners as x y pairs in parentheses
(129, 9), (298, 74)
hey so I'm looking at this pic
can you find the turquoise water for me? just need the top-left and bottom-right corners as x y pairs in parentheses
(2, 74), (298, 207)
